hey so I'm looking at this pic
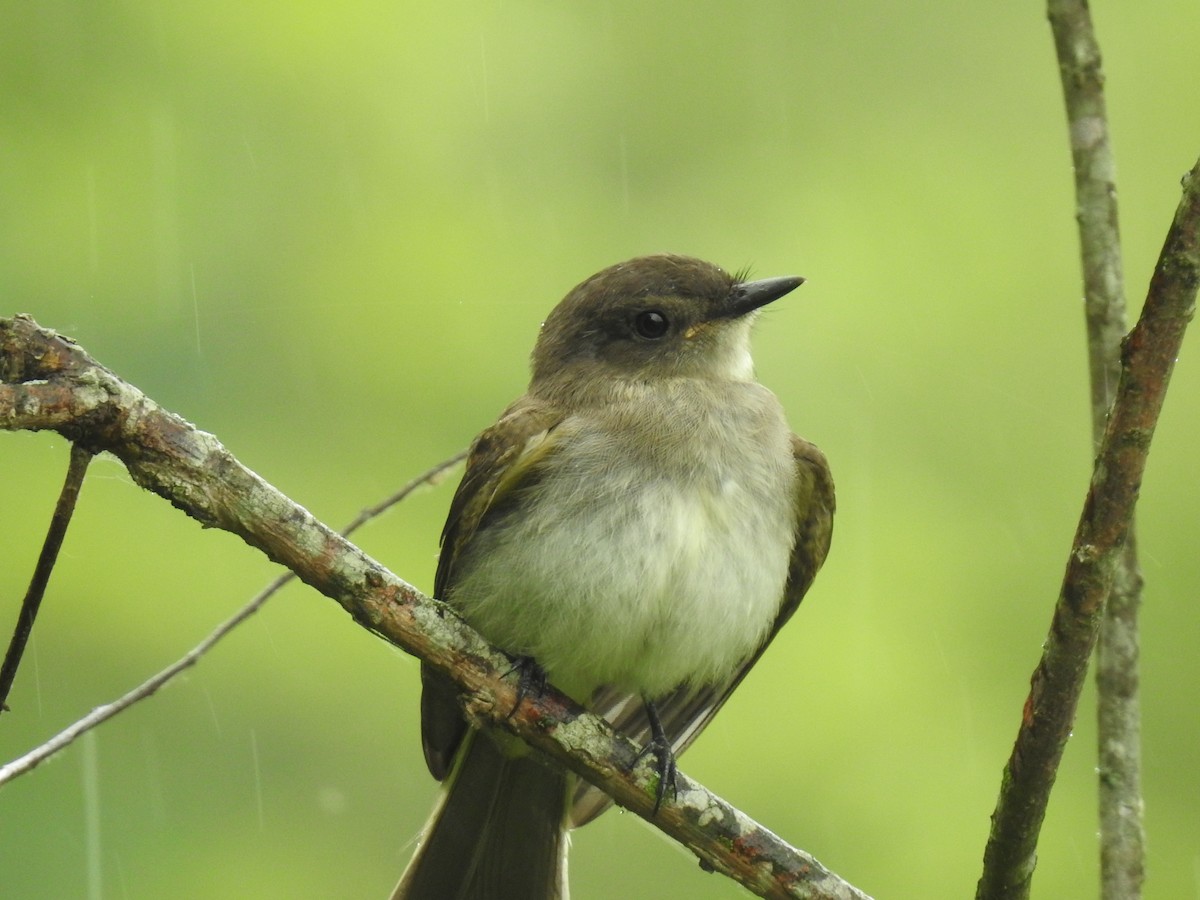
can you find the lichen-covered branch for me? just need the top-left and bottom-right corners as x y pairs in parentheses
(0, 314), (870, 900)
(976, 157), (1200, 900)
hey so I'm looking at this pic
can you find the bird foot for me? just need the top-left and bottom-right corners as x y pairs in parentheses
(504, 655), (548, 718)
(634, 701), (679, 814)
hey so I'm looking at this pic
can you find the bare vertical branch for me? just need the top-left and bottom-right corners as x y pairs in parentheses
(1048, 0), (1127, 426)
(976, 157), (1200, 900)
(1046, 3), (1145, 896)
(1096, 536), (1145, 897)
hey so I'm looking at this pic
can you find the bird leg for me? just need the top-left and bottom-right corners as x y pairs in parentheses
(634, 699), (679, 814)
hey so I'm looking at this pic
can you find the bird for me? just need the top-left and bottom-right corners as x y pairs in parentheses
(392, 253), (834, 899)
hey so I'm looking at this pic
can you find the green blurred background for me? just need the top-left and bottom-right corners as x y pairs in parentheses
(2, 2), (1197, 898)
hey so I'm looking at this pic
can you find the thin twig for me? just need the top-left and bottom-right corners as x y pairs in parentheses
(339, 449), (466, 534)
(1045, 3), (1146, 896)
(976, 157), (1200, 900)
(0, 450), (465, 785)
(0, 573), (275, 786)
(0, 443), (94, 711)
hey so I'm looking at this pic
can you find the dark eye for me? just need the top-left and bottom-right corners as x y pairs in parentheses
(633, 310), (670, 339)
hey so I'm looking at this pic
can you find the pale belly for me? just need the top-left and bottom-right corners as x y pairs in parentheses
(447, 413), (797, 701)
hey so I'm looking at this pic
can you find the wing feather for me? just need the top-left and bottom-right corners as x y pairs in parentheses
(421, 398), (567, 779)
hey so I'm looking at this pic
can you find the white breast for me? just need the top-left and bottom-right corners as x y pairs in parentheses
(449, 380), (797, 702)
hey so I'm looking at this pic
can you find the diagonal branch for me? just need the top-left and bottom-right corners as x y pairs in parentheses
(0, 314), (871, 900)
(976, 157), (1200, 900)
(1046, 3), (1145, 896)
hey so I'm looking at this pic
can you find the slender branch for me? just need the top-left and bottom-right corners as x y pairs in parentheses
(1097, 533), (1144, 896)
(976, 157), (1200, 900)
(0, 315), (870, 900)
(339, 450), (467, 533)
(1046, 3), (1145, 897)
(0, 571), (280, 786)
(1048, 0), (1127, 431)
(0, 443), (94, 711)
(0, 450), (464, 785)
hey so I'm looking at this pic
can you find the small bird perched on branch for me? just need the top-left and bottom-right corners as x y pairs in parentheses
(393, 253), (834, 899)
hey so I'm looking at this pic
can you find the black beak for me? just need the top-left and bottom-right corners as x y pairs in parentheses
(727, 275), (805, 318)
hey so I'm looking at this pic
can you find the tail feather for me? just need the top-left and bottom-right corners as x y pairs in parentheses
(393, 732), (569, 900)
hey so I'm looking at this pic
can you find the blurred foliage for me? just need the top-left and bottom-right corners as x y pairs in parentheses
(2, 2), (1198, 898)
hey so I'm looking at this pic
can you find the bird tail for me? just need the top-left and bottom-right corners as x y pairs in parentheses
(392, 731), (570, 900)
